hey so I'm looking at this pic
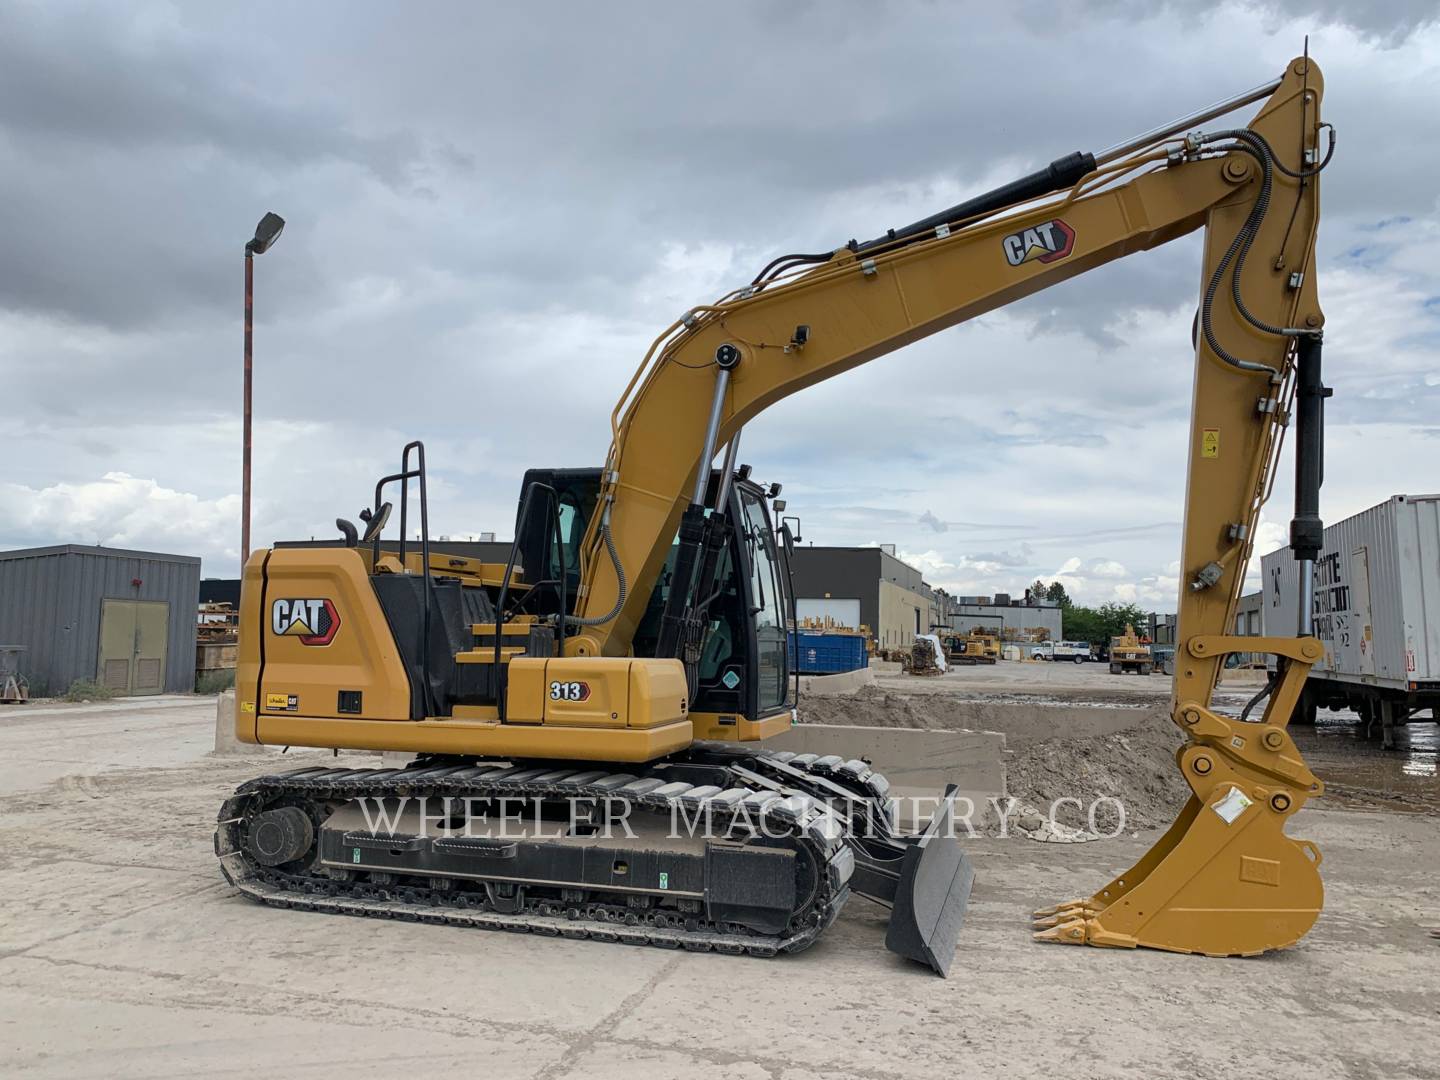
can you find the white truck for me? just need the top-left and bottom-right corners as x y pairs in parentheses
(1261, 494), (1440, 748)
(1028, 640), (1090, 663)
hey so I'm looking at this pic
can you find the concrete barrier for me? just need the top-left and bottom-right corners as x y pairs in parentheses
(897, 701), (1161, 749)
(763, 722), (1006, 828)
(212, 690), (246, 755)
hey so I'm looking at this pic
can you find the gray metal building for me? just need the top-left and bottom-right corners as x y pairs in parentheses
(946, 602), (1063, 642)
(0, 545), (201, 696)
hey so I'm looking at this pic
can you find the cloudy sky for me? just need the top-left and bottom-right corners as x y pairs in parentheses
(2, 1), (1437, 608)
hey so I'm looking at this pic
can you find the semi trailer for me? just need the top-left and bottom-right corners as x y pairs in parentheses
(1263, 494), (1440, 747)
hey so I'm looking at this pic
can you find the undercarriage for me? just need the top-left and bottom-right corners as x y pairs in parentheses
(216, 743), (973, 974)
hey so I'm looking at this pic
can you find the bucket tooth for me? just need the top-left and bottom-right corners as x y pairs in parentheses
(1033, 918), (1090, 945)
(1032, 899), (1094, 919)
(1031, 907), (1094, 930)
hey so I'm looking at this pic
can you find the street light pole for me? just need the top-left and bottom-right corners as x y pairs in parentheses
(242, 249), (254, 564)
(241, 212), (285, 566)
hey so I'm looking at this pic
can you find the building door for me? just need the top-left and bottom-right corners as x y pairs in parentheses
(98, 599), (169, 695)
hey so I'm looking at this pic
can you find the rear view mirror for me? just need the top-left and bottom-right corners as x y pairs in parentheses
(781, 515), (802, 555)
(779, 519), (797, 560)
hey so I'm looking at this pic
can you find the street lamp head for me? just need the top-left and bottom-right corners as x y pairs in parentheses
(247, 211), (285, 255)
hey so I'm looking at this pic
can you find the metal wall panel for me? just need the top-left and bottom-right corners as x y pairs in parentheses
(1396, 495), (1440, 681)
(0, 545), (201, 695)
(1261, 495), (1440, 689)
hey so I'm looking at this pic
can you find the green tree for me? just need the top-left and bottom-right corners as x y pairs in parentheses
(1045, 581), (1071, 607)
(1061, 604), (1106, 645)
(1096, 602), (1150, 640)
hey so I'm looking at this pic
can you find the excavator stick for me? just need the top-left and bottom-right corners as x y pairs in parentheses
(1029, 57), (1333, 957)
(1034, 639), (1326, 955)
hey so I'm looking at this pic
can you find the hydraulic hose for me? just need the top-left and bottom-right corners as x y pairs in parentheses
(1195, 125), (1334, 373)
(1239, 670), (1278, 722)
(1195, 133), (1283, 373)
(565, 508), (628, 628)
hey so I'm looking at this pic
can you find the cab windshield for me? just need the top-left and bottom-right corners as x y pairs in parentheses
(740, 488), (788, 712)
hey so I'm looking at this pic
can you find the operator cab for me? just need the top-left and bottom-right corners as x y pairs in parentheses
(514, 466), (795, 722)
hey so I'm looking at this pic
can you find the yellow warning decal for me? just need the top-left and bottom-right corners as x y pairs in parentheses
(240, 700), (256, 713)
(1201, 428), (1220, 458)
(265, 692), (294, 711)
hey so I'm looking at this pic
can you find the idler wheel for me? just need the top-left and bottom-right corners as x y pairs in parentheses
(246, 806), (315, 867)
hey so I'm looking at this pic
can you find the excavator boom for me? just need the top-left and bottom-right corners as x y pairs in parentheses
(563, 56), (1331, 956)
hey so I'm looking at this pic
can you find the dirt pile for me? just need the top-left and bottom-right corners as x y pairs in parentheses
(800, 687), (1190, 833)
(1005, 722), (1188, 833)
(799, 689), (947, 730)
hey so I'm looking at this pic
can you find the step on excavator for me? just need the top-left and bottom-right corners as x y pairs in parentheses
(218, 56), (1335, 970)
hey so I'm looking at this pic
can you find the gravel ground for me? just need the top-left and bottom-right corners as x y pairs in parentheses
(1, 694), (1436, 1079)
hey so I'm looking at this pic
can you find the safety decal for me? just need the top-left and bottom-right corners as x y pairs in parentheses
(1211, 786), (1253, 825)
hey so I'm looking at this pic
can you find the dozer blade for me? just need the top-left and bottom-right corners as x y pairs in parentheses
(1033, 737), (1325, 956)
(884, 784), (975, 977)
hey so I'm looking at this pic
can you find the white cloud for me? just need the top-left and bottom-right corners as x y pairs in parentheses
(2, 473), (239, 567)
(2, 2), (1436, 613)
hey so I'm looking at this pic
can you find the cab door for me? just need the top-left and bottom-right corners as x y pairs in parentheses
(737, 486), (792, 717)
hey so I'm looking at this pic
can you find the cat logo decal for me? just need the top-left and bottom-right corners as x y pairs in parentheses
(271, 598), (341, 646)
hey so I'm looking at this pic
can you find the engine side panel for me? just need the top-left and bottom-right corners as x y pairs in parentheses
(237, 548), (413, 739)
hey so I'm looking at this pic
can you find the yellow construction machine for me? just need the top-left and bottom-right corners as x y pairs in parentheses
(1109, 624), (1155, 675)
(944, 630), (999, 666)
(218, 56), (1335, 968)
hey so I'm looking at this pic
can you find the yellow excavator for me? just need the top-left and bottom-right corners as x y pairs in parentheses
(218, 56), (1334, 970)
(1109, 624), (1155, 675)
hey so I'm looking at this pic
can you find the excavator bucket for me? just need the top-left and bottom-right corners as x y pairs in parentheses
(1033, 714), (1325, 955)
(884, 784), (975, 976)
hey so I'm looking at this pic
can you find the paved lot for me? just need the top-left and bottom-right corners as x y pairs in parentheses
(872, 657), (1269, 702)
(1, 697), (1436, 1079)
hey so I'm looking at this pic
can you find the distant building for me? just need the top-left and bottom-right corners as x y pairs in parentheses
(199, 578), (241, 607)
(0, 544), (200, 697)
(1147, 612), (1177, 645)
(1232, 590), (1264, 665)
(946, 600), (1062, 643)
(788, 546), (931, 649)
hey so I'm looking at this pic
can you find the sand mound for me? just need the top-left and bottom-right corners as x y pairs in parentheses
(799, 687), (1190, 833)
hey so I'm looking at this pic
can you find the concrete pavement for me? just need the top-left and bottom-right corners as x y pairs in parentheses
(1, 697), (1436, 1079)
